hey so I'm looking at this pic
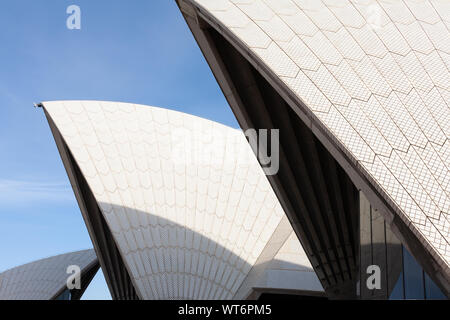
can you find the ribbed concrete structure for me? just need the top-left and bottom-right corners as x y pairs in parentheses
(177, 0), (450, 297)
(42, 100), (323, 300)
(0, 249), (99, 300)
(236, 230), (324, 299)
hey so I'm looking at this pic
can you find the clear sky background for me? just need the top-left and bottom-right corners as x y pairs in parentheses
(0, 0), (238, 299)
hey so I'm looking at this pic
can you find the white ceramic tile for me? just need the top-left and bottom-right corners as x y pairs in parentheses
(0, 250), (97, 300)
(393, 51), (434, 92)
(327, 60), (371, 101)
(396, 89), (446, 145)
(235, 0), (274, 21)
(262, 0), (299, 16)
(369, 53), (413, 94)
(256, 14), (296, 42)
(417, 88), (450, 137)
(303, 5), (342, 32)
(347, 25), (388, 58)
(327, 2), (366, 28)
(279, 10), (318, 36)
(253, 42), (299, 77)
(416, 50), (450, 90)
(43, 0), (450, 296)
(348, 56), (392, 97)
(281, 71), (332, 113)
(374, 22), (410, 56)
(230, 22), (271, 48)
(325, 27), (366, 62)
(376, 93), (428, 148)
(430, 0), (450, 24)
(300, 31), (343, 65)
(336, 101), (392, 157)
(304, 65), (352, 106)
(405, 0), (441, 24)
(379, 0), (416, 24)
(316, 105), (375, 163)
(421, 21), (450, 54)
(43, 100), (310, 300)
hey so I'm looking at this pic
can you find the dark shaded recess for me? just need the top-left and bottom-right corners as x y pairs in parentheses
(51, 261), (100, 300)
(45, 110), (139, 300)
(70, 261), (100, 300)
(69, 151), (139, 300)
(192, 21), (360, 298)
(44, 108), (328, 300)
(178, 1), (449, 297)
(359, 197), (447, 300)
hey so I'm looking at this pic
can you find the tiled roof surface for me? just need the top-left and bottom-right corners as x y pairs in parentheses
(188, 0), (450, 272)
(43, 101), (316, 299)
(0, 249), (97, 300)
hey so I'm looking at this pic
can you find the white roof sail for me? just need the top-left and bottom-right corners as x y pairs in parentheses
(42, 100), (322, 299)
(184, 0), (450, 279)
(0, 249), (97, 300)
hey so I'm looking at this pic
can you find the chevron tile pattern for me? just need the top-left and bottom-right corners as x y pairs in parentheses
(42, 101), (310, 299)
(188, 0), (450, 272)
(0, 249), (97, 300)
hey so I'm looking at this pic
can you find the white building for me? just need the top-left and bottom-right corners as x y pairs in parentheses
(41, 100), (324, 300)
(0, 249), (99, 300)
(175, 0), (450, 299)
(31, 0), (449, 299)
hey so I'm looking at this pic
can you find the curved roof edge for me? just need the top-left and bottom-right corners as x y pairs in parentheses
(176, 0), (450, 296)
(41, 100), (324, 299)
(0, 249), (99, 300)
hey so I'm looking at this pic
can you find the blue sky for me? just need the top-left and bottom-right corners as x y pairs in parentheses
(0, 0), (238, 299)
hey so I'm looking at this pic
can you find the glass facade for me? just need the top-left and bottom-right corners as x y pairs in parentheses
(386, 246), (446, 300)
(55, 289), (71, 300)
(403, 248), (424, 299)
(359, 192), (446, 300)
(425, 273), (447, 299)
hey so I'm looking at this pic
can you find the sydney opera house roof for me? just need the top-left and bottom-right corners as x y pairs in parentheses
(41, 100), (324, 300)
(26, 0), (449, 299)
(176, 0), (450, 296)
(0, 249), (99, 300)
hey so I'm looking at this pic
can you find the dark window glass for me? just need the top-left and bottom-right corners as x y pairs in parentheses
(56, 289), (71, 300)
(403, 248), (424, 299)
(424, 273), (446, 300)
(389, 271), (404, 300)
